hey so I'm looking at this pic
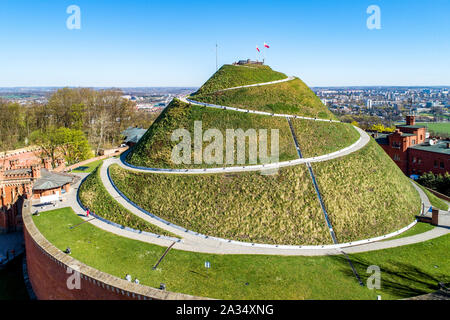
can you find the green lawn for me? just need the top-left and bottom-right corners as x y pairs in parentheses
(72, 159), (104, 173)
(414, 182), (449, 211)
(33, 207), (450, 300)
(126, 99), (298, 168)
(416, 122), (450, 135)
(194, 64), (287, 95)
(110, 163), (330, 245)
(291, 119), (360, 158)
(383, 222), (434, 241)
(78, 164), (177, 237)
(312, 139), (422, 243)
(193, 78), (335, 119)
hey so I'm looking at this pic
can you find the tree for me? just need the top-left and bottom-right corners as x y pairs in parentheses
(418, 172), (450, 196)
(369, 123), (395, 133)
(30, 127), (93, 166)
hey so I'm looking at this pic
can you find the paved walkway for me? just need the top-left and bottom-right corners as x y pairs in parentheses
(215, 76), (296, 92)
(180, 75), (341, 122)
(87, 159), (449, 256)
(119, 126), (370, 174)
(34, 76), (450, 257)
(181, 96), (341, 122)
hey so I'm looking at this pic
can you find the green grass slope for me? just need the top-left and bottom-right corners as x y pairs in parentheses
(292, 119), (360, 158)
(415, 122), (450, 135)
(34, 207), (450, 300)
(126, 99), (298, 168)
(78, 165), (177, 237)
(312, 139), (422, 243)
(110, 164), (331, 245)
(194, 64), (287, 95)
(193, 78), (335, 119)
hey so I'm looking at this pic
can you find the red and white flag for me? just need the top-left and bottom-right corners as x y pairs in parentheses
(264, 42), (270, 48)
(256, 46), (260, 52)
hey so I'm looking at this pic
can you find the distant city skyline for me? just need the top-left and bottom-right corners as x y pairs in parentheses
(1, 0), (449, 87)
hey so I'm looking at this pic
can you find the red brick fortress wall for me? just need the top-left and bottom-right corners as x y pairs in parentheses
(22, 201), (206, 300)
(24, 227), (136, 300)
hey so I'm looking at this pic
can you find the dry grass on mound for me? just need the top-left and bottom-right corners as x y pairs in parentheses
(292, 119), (360, 158)
(78, 165), (176, 237)
(193, 78), (335, 119)
(127, 100), (298, 169)
(312, 139), (421, 243)
(110, 164), (332, 245)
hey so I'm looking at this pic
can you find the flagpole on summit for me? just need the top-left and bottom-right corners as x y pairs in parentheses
(263, 42), (270, 65)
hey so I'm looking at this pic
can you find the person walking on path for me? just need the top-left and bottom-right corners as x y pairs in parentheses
(86, 208), (90, 218)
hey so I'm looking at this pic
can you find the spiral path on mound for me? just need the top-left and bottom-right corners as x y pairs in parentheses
(63, 76), (450, 256)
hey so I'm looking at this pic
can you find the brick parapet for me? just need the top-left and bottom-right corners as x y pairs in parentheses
(22, 201), (208, 300)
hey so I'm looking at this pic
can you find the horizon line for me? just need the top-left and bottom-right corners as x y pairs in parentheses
(0, 84), (449, 89)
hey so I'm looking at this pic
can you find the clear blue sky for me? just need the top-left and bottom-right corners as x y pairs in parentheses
(1, 0), (449, 87)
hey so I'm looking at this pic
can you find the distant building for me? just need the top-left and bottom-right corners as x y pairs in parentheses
(0, 154), (74, 233)
(373, 115), (449, 177)
(233, 59), (264, 66)
(121, 127), (148, 147)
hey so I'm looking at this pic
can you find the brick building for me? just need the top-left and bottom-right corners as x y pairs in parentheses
(0, 152), (74, 233)
(373, 115), (450, 177)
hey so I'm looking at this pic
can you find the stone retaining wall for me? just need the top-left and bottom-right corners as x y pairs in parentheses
(424, 186), (450, 203)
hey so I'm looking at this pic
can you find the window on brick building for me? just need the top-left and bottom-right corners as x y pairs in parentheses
(412, 157), (417, 163)
(392, 142), (401, 149)
(418, 158), (422, 164)
(394, 154), (400, 161)
(434, 160), (438, 168)
(440, 162), (445, 169)
(412, 139), (416, 145)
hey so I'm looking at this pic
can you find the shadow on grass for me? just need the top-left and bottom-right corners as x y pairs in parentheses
(74, 166), (89, 171)
(330, 254), (450, 299)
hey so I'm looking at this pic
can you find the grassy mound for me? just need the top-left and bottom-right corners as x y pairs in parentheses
(194, 64), (286, 95)
(312, 139), (422, 243)
(78, 165), (177, 237)
(34, 207), (450, 300)
(110, 164), (331, 245)
(193, 78), (335, 119)
(126, 99), (298, 168)
(292, 119), (360, 158)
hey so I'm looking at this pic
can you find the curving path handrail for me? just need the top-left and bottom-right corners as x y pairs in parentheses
(182, 75), (340, 121)
(94, 158), (448, 256)
(120, 126), (370, 174)
(181, 96), (341, 122)
(215, 76), (296, 92)
(64, 75), (449, 256)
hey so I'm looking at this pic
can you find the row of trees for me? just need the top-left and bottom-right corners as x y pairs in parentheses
(0, 88), (159, 166)
(418, 172), (450, 197)
(340, 114), (395, 131)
